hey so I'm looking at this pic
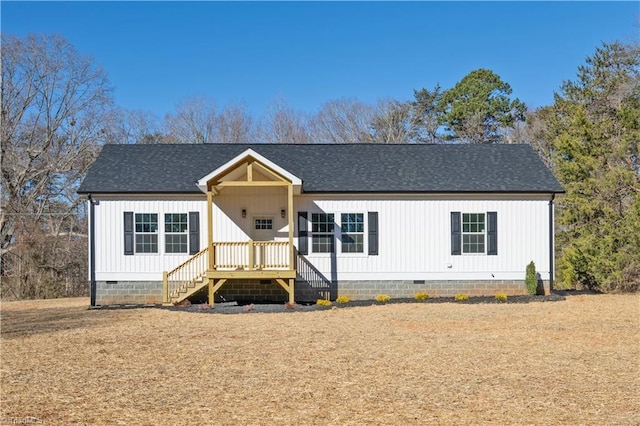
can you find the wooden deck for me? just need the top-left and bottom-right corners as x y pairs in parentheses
(163, 242), (296, 305)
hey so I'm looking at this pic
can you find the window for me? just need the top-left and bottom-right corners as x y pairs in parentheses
(165, 213), (188, 253)
(462, 213), (485, 254)
(255, 218), (273, 230)
(341, 213), (364, 253)
(135, 213), (158, 253)
(311, 213), (334, 253)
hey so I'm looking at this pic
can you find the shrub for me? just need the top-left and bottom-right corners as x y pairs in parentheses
(414, 291), (429, 301)
(375, 294), (391, 303)
(525, 261), (538, 295)
(454, 293), (469, 301)
(316, 299), (332, 307)
(495, 293), (508, 302)
(335, 296), (350, 304)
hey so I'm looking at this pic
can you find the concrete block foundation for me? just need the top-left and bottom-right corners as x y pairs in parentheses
(95, 278), (547, 305)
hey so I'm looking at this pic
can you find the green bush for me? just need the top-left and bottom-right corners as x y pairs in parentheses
(526, 261), (538, 295)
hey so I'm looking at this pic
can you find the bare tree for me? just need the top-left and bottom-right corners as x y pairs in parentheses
(165, 97), (255, 144)
(216, 103), (255, 144)
(1, 33), (113, 298)
(260, 98), (311, 144)
(515, 108), (555, 168)
(370, 99), (414, 144)
(165, 96), (217, 144)
(309, 98), (373, 144)
(412, 85), (446, 144)
(105, 108), (167, 144)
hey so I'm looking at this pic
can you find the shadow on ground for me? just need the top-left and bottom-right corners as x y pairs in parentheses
(1, 305), (111, 339)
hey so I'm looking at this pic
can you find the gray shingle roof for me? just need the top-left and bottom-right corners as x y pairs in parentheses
(77, 143), (564, 194)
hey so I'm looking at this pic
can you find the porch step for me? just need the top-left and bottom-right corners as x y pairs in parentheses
(168, 275), (209, 304)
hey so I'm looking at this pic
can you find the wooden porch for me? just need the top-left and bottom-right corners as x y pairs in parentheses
(162, 242), (296, 306)
(162, 149), (300, 306)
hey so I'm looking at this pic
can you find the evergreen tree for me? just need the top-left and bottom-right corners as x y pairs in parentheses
(439, 69), (526, 144)
(549, 42), (640, 292)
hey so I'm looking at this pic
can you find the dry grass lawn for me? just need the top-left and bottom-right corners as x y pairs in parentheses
(1, 294), (638, 425)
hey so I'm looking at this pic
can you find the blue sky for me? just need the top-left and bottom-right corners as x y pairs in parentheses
(2, 2), (638, 119)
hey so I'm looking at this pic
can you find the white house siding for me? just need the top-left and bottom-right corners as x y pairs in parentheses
(91, 192), (554, 303)
(294, 194), (553, 283)
(212, 186), (291, 242)
(92, 195), (208, 282)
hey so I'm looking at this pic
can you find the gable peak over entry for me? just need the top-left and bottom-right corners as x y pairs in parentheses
(196, 148), (303, 194)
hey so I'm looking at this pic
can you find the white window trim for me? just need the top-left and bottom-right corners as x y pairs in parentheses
(340, 212), (367, 256)
(134, 213), (159, 255)
(164, 213), (189, 255)
(307, 212), (370, 257)
(310, 212), (336, 254)
(462, 212), (486, 255)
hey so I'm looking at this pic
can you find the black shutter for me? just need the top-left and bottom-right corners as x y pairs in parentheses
(487, 211), (497, 255)
(451, 212), (461, 255)
(189, 211), (200, 255)
(368, 212), (379, 255)
(124, 212), (134, 255)
(298, 212), (308, 255)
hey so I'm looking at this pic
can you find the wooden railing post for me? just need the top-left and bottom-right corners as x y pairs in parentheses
(248, 240), (254, 270)
(162, 271), (169, 304)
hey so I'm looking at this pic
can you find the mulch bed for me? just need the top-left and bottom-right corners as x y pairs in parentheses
(166, 293), (567, 315)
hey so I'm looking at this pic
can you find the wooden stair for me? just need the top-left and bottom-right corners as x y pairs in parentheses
(163, 248), (209, 305)
(168, 274), (209, 305)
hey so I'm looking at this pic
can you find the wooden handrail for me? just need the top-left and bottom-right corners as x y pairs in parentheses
(163, 242), (292, 304)
(166, 247), (209, 276)
(213, 241), (290, 270)
(163, 247), (209, 304)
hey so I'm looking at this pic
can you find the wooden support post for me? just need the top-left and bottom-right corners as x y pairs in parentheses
(208, 279), (214, 306)
(289, 278), (295, 304)
(162, 271), (169, 304)
(275, 278), (294, 303)
(207, 188), (214, 269)
(287, 184), (294, 271)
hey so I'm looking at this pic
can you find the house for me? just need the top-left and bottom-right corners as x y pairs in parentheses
(77, 143), (564, 306)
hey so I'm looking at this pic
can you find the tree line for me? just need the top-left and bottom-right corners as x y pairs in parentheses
(108, 69), (526, 146)
(1, 33), (638, 298)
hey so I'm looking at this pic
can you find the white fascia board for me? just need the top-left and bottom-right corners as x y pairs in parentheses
(196, 148), (302, 194)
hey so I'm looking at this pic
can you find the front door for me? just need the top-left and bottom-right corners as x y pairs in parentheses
(252, 216), (275, 241)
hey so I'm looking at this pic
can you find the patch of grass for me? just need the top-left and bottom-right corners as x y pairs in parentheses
(316, 299), (332, 307)
(454, 293), (469, 302)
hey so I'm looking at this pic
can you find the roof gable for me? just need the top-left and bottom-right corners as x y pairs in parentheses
(196, 148), (302, 193)
(78, 143), (564, 194)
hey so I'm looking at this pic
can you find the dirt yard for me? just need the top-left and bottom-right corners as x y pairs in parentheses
(1, 294), (638, 425)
